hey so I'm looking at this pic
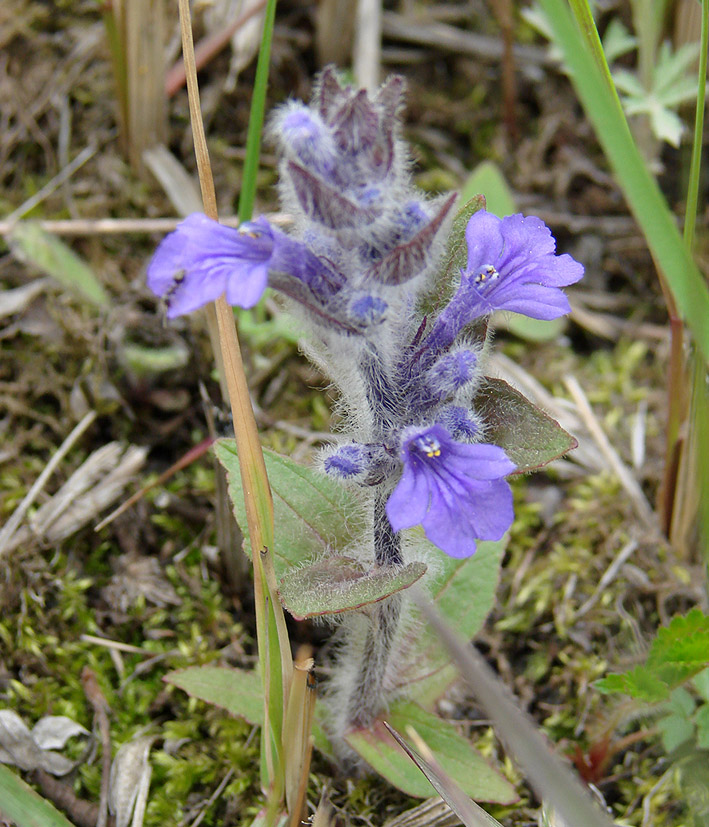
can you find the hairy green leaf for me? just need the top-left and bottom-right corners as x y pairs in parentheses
(345, 699), (517, 803)
(474, 378), (577, 472)
(279, 557), (426, 620)
(401, 536), (506, 704)
(215, 441), (366, 577)
(164, 666), (264, 725)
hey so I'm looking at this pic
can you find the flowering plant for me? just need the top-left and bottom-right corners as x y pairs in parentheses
(151, 69), (581, 785)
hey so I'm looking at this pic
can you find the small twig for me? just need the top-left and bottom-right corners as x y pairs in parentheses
(4, 145), (97, 224)
(0, 410), (96, 559)
(574, 538), (639, 619)
(80, 634), (155, 656)
(81, 667), (112, 827)
(186, 768), (235, 827)
(0, 216), (241, 236)
(33, 769), (115, 827)
(381, 11), (548, 66)
(563, 375), (657, 532)
(354, 0), (382, 90)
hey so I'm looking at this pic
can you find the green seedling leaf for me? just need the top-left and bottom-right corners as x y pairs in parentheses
(694, 705), (709, 750)
(646, 608), (709, 669)
(0, 764), (76, 827)
(459, 161), (516, 218)
(164, 666), (264, 725)
(693, 667), (709, 702)
(658, 713), (694, 753)
(215, 441), (367, 577)
(8, 222), (108, 307)
(473, 378), (577, 472)
(345, 699), (516, 803)
(595, 667), (670, 703)
(120, 342), (190, 377)
(596, 610), (709, 701)
(398, 536), (506, 704)
(278, 557), (426, 620)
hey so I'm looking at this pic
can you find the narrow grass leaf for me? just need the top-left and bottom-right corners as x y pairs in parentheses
(0, 765), (76, 827)
(383, 722), (505, 826)
(538, 0), (709, 359)
(9, 222), (108, 307)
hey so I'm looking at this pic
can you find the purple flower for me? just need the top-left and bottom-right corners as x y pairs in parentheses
(423, 210), (583, 355)
(386, 424), (515, 558)
(462, 210), (583, 319)
(147, 214), (272, 317)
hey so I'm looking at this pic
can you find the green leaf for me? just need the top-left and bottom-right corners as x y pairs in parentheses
(8, 222), (108, 307)
(658, 712), (694, 753)
(473, 378), (578, 472)
(692, 667), (709, 702)
(215, 441), (367, 578)
(344, 699), (517, 803)
(595, 667), (670, 702)
(596, 610), (709, 701)
(667, 687), (696, 717)
(647, 608), (709, 669)
(694, 704), (709, 750)
(0, 765), (76, 827)
(459, 161), (516, 218)
(403, 536), (506, 704)
(164, 666), (264, 725)
(278, 557), (426, 620)
(496, 313), (567, 343)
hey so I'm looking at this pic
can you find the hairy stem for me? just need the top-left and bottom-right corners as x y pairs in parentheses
(346, 493), (403, 727)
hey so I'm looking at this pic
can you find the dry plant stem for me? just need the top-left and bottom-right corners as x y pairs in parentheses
(166, 0), (268, 96)
(0, 409), (96, 559)
(657, 282), (687, 538)
(177, 0), (293, 796)
(122, 0), (167, 174)
(81, 667), (112, 827)
(563, 375), (657, 531)
(489, 0), (518, 141)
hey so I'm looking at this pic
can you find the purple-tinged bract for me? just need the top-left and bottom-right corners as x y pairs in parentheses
(386, 425), (516, 558)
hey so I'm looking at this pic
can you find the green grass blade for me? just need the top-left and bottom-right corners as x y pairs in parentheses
(0, 765), (76, 827)
(538, 0), (709, 359)
(683, 0), (708, 251)
(238, 0), (278, 223)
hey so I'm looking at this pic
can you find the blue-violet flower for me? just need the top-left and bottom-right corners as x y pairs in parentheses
(386, 424), (516, 558)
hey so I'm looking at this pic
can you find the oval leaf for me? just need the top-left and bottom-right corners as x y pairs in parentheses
(473, 377), (577, 472)
(279, 557), (427, 620)
(345, 699), (517, 803)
